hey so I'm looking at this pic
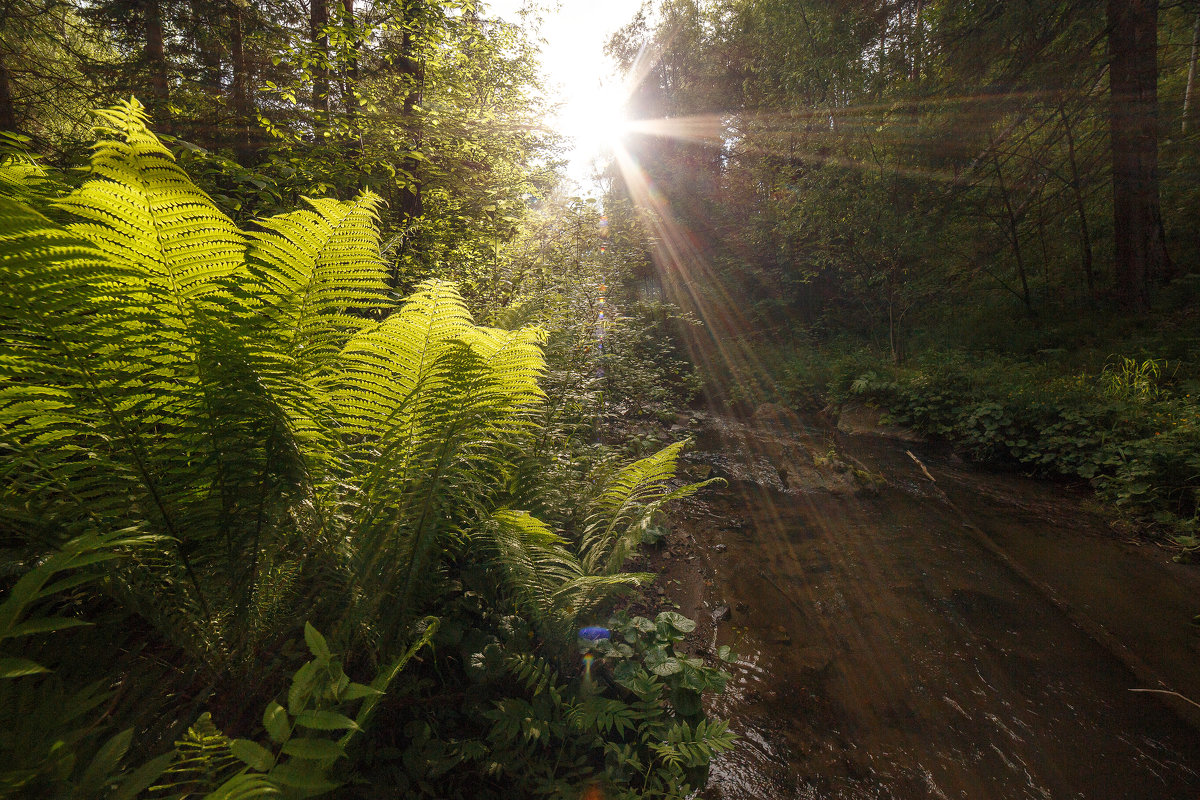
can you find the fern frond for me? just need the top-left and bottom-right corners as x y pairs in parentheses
(150, 713), (242, 798)
(475, 510), (584, 632)
(334, 281), (550, 645)
(248, 193), (387, 373)
(581, 442), (719, 574)
(550, 573), (650, 624)
(502, 652), (561, 699)
(57, 100), (246, 303)
(0, 104), (315, 667)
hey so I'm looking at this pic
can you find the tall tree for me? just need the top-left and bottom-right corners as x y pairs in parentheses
(0, 57), (16, 132)
(311, 0), (330, 115)
(142, 0), (171, 127)
(227, 0), (252, 160)
(1108, 0), (1172, 311)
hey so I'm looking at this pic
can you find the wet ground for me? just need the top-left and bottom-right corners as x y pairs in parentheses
(651, 407), (1200, 799)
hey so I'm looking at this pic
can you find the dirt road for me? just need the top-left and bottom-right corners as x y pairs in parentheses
(653, 410), (1200, 799)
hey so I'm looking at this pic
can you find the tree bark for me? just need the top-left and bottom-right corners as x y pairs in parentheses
(1107, 0), (1171, 312)
(144, 0), (171, 128)
(992, 151), (1033, 315)
(0, 56), (17, 133)
(310, 0), (329, 116)
(341, 0), (359, 123)
(229, 1), (252, 161)
(398, 3), (424, 220)
(1184, 13), (1199, 133)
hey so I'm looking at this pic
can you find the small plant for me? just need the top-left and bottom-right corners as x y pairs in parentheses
(1100, 356), (1165, 402)
(480, 610), (736, 799)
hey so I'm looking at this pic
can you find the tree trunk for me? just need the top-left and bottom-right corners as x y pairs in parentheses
(1107, 0), (1171, 312)
(0, 56), (17, 133)
(1184, 13), (1199, 133)
(191, 1), (222, 97)
(341, 0), (359, 123)
(144, 0), (171, 129)
(992, 152), (1033, 315)
(398, 4), (425, 225)
(229, 1), (252, 162)
(311, 0), (329, 116)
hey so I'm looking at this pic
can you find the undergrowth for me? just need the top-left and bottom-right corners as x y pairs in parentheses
(779, 346), (1200, 558)
(0, 101), (733, 798)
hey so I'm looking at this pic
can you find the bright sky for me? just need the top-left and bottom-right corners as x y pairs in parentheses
(486, 0), (646, 189)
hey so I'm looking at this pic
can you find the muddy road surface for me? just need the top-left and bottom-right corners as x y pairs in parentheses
(657, 407), (1200, 799)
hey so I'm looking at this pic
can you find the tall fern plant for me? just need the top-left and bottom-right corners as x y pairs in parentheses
(0, 101), (503, 662)
(0, 101), (689, 678)
(0, 102), (728, 797)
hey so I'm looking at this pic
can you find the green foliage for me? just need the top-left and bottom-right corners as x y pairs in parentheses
(0, 103), (727, 797)
(1099, 356), (1167, 403)
(840, 351), (1200, 545)
(477, 610), (736, 799)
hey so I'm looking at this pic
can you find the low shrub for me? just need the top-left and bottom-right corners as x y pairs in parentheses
(839, 353), (1200, 552)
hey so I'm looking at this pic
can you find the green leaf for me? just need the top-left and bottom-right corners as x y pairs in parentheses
(294, 710), (359, 731)
(203, 772), (281, 800)
(231, 739), (276, 772)
(6, 616), (91, 637)
(263, 701), (290, 744)
(112, 752), (174, 800)
(303, 623), (331, 661)
(288, 660), (319, 715)
(0, 657), (49, 677)
(340, 682), (382, 701)
(650, 657), (682, 677)
(268, 762), (339, 793)
(281, 737), (345, 760)
(77, 728), (133, 792)
(656, 612), (696, 633)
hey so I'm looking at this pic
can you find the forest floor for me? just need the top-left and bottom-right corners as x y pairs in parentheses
(625, 406), (1200, 799)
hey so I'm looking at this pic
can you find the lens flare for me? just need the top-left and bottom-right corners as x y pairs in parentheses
(578, 626), (611, 641)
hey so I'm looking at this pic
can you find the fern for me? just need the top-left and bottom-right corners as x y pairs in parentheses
(152, 713), (244, 798)
(247, 194), (387, 375)
(0, 102), (725, 799)
(581, 441), (720, 574)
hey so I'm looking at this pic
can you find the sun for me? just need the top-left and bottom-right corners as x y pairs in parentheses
(554, 81), (630, 164)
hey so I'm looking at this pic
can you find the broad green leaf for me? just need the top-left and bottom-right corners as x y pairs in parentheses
(303, 623), (330, 661)
(263, 701), (290, 744)
(0, 657), (49, 677)
(294, 710), (359, 731)
(112, 752), (174, 800)
(77, 728), (133, 792)
(650, 658), (682, 677)
(7, 616), (91, 637)
(281, 737), (345, 760)
(656, 611), (696, 634)
(288, 660), (319, 715)
(267, 762), (339, 792)
(231, 738), (276, 771)
(340, 682), (382, 701)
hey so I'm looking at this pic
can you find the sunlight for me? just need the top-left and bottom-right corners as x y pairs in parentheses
(554, 81), (631, 165)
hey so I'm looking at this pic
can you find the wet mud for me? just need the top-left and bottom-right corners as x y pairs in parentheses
(654, 408), (1200, 799)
